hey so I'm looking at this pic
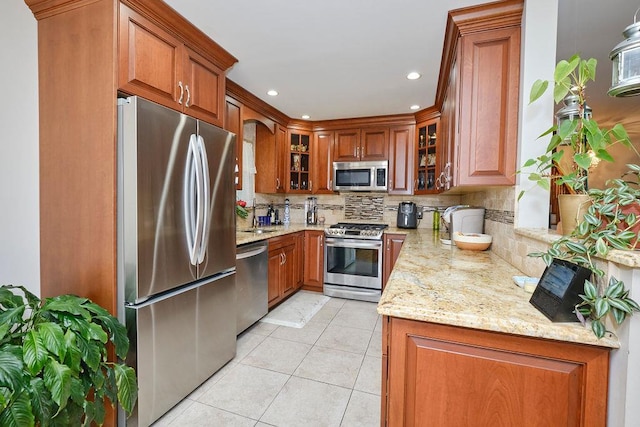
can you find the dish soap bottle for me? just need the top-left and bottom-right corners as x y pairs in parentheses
(283, 198), (290, 226)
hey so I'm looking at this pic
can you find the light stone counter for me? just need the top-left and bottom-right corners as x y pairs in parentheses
(236, 223), (325, 246)
(378, 228), (619, 348)
(516, 227), (640, 268)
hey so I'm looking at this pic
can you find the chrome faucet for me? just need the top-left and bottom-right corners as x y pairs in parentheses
(252, 199), (258, 228)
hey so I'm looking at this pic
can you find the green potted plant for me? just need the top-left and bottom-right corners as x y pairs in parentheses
(518, 54), (635, 234)
(0, 285), (137, 426)
(530, 164), (640, 337)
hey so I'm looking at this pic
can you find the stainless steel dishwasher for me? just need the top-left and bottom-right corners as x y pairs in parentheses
(236, 241), (269, 334)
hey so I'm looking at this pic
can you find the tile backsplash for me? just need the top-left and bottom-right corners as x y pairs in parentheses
(344, 194), (385, 221)
(248, 192), (463, 228)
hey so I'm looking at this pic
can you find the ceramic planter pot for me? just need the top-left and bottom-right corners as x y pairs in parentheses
(558, 194), (591, 235)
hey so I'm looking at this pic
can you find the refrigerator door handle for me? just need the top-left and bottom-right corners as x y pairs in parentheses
(125, 269), (236, 308)
(196, 135), (210, 264)
(184, 135), (204, 266)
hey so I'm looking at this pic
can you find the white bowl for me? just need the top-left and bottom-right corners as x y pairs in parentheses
(452, 232), (492, 251)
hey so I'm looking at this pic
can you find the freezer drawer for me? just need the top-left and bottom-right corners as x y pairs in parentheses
(125, 272), (236, 426)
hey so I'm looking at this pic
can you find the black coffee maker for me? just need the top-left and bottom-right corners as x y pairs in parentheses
(397, 202), (418, 229)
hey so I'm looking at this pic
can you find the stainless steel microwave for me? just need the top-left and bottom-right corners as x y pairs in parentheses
(333, 160), (388, 192)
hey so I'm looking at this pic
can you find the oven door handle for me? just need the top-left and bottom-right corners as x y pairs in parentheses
(324, 238), (382, 250)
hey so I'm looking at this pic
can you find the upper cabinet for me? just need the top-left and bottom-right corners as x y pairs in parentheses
(436, 0), (523, 190)
(224, 96), (243, 189)
(415, 119), (439, 194)
(361, 127), (389, 160)
(119, 4), (230, 127)
(333, 127), (389, 162)
(333, 129), (361, 162)
(312, 131), (335, 194)
(288, 131), (312, 193)
(255, 123), (287, 194)
(388, 125), (415, 195)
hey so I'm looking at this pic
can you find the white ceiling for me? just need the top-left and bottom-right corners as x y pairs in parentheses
(164, 0), (640, 125)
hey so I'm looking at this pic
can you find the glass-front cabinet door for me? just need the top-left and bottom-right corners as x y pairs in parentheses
(415, 118), (439, 194)
(288, 131), (312, 193)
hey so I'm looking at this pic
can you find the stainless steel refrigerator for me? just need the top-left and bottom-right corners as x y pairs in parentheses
(117, 96), (237, 426)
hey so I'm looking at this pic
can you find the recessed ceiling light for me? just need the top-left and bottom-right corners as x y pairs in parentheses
(267, 89), (278, 96)
(301, 115), (310, 120)
(410, 105), (420, 110)
(407, 72), (421, 80)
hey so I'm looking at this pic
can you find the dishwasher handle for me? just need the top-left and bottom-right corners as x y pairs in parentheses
(236, 244), (267, 260)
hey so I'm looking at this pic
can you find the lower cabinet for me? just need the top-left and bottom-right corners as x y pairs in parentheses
(302, 230), (325, 292)
(382, 233), (406, 287)
(382, 316), (610, 427)
(268, 233), (303, 308)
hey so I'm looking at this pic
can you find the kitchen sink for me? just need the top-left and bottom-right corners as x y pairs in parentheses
(240, 229), (276, 234)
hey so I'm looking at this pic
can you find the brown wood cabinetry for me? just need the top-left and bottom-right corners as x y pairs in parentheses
(119, 4), (226, 127)
(25, 1), (236, 424)
(361, 127), (390, 160)
(255, 124), (287, 193)
(387, 126), (414, 195)
(224, 96), (243, 189)
(312, 131), (335, 194)
(302, 230), (325, 292)
(436, 1), (522, 190)
(382, 317), (610, 426)
(456, 27), (520, 186)
(382, 233), (405, 287)
(24, 0), (236, 316)
(439, 50), (458, 192)
(333, 127), (389, 162)
(415, 119), (439, 194)
(267, 233), (302, 308)
(287, 131), (312, 193)
(333, 128), (361, 162)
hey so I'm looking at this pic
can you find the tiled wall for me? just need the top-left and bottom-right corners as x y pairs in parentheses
(244, 192), (463, 228)
(243, 187), (562, 278)
(462, 187), (549, 277)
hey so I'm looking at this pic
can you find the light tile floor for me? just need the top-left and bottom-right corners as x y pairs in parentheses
(153, 297), (382, 427)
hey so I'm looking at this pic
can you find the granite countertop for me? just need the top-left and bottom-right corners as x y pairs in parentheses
(378, 229), (619, 349)
(516, 227), (640, 268)
(236, 224), (326, 246)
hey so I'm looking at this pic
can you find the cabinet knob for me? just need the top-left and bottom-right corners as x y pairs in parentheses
(178, 81), (184, 105)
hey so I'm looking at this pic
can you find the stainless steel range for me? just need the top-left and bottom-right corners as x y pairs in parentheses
(324, 223), (388, 302)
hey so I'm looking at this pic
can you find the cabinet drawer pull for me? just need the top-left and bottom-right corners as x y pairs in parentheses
(185, 84), (191, 108)
(178, 81), (184, 105)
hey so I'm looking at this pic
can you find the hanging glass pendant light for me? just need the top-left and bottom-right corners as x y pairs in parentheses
(609, 8), (640, 97)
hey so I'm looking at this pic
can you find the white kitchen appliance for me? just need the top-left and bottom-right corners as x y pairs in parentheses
(441, 206), (485, 244)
